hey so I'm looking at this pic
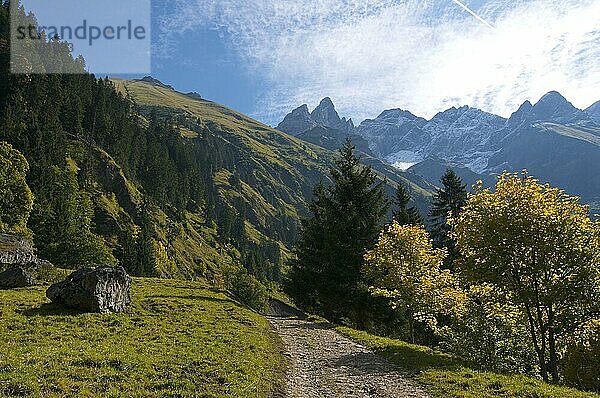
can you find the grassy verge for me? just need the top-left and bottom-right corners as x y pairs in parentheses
(337, 327), (599, 398)
(0, 278), (285, 398)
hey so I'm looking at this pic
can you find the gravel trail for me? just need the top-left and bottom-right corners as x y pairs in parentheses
(268, 315), (430, 398)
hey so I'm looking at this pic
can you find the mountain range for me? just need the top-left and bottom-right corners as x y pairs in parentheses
(277, 92), (600, 213)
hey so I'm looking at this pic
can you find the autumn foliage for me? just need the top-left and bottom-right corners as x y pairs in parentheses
(450, 171), (600, 384)
(364, 223), (466, 343)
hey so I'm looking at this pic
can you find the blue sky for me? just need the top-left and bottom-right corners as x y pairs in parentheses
(144, 0), (599, 125)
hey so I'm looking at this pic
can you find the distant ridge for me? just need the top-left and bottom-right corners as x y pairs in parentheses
(586, 100), (600, 124)
(136, 76), (174, 91)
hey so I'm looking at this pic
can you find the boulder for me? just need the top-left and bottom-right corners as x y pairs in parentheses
(0, 233), (37, 265)
(46, 266), (132, 313)
(0, 266), (36, 289)
(0, 233), (54, 269)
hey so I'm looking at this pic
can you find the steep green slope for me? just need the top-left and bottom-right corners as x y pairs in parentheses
(0, 278), (285, 397)
(67, 139), (236, 279)
(111, 78), (329, 261)
(112, 77), (433, 230)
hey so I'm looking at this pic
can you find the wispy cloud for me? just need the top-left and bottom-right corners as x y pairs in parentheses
(158, 0), (600, 124)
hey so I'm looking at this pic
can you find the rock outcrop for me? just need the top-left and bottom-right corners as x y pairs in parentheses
(0, 233), (37, 266)
(277, 104), (318, 136)
(46, 266), (132, 313)
(0, 266), (36, 289)
(0, 233), (55, 271)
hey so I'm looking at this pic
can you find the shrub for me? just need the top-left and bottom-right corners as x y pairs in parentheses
(561, 321), (600, 392)
(439, 284), (537, 374)
(225, 266), (269, 313)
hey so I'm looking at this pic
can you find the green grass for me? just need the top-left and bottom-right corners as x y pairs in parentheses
(0, 278), (285, 397)
(337, 327), (600, 398)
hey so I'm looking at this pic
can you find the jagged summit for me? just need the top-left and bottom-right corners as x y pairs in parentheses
(375, 108), (420, 121)
(277, 104), (318, 135)
(515, 100), (534, 114)
(277, 97), (354, 136)
(506, 100), (534, 127)
(310, 97), (355, 133)
(529, 90), (589, 124)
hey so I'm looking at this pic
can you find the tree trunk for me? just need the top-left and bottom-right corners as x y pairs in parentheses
(408, 313), (415, 344)
(525, 306), (549, 382)
(548, 307), (560, 384)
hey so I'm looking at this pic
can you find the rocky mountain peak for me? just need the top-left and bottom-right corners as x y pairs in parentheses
(376, 109), (420, 122)
(292, 104), (311, 116)
(586, 100), (600, 124)
(277, 98), (355, 136)
(311, 97), (342, 127)
(430, 105), (471, 123)
(536, 90), (569, 106)
(530, 91), (588, 124)
(276, 104), (317, 136)
(506, 100), (534, 126)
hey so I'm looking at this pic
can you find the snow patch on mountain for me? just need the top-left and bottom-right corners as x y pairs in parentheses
(386, 151), (423, 171)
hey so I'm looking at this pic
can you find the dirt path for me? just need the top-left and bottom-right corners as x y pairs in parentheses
(268, 315), (430, 398)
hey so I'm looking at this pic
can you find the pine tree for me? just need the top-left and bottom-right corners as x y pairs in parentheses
(429, 169), (467, 266)
(288, 139), (389, 326)
(392, 182), (423, 226)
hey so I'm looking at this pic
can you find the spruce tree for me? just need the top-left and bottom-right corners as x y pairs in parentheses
(429, 169), (467, 266)
(288, 139), (389, 325)
(393, 182), (423, 226)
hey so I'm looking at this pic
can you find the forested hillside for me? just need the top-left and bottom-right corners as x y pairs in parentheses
(0, 3), (432, 291)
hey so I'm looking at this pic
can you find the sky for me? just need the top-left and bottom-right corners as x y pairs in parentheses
(149, 0), (600, 126)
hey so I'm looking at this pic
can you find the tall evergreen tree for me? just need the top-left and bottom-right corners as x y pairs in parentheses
(429, 169), (468, 266)
(288, 139), (389, 326)
(393, 182), (423, 226)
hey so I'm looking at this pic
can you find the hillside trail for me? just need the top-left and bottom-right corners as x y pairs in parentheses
(267, 300), (430, 398)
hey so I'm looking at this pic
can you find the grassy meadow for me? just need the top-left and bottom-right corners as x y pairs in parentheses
(0, 278), (285, 398)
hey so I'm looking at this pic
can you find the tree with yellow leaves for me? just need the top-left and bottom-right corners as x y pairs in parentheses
(364, 222), (466, 343)
(450, 171), (600, 384)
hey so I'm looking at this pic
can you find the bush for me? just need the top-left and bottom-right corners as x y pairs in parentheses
(439, 284), (537, 374)
(225, 266), (269, 313)
(0, 142), (34, 240)
(561, 321), (600, 392)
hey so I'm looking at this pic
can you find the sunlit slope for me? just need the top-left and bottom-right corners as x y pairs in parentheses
(113, 78), (434, 242)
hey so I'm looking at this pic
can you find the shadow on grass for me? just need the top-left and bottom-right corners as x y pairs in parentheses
(147, 294), (234, 304)
(19, 303), (86, 317)
(330, 351), (402, 376)
(338, 327), (465, 375)
(375, 344), (463, 375)
(266, 298), (307, 320)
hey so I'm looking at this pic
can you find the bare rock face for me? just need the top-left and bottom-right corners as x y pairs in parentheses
(46, 267), (132, 313)
(0, 266), (36, 289)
